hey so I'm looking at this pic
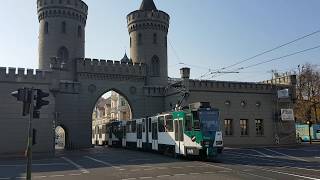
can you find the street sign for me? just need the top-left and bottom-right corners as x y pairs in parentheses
(278, 89), (289, 99)
(281, 109), (294, 121)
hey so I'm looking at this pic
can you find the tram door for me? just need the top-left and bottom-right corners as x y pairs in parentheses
(174, 118), (184, 154)
(152, 120), (158, 150)
(122, 124), (126, 147)
(137, 123), (143, 148)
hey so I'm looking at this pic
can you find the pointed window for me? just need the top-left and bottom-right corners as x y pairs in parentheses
(138, 33), (142, 45)
(44, 22), (49, 34)
(151, 55), (160, 76)
(61, 21), (66, 34)
(153, 33), (157, 44)
(57, 47), (69, 62)
(78, 25), (82, 38)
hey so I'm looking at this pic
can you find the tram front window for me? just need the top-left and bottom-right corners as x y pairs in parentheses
(199, 110), (220, 137)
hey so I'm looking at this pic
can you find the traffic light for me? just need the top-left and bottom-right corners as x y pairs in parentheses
(11, 88), (32, 116)
(34, 89), (50, 110)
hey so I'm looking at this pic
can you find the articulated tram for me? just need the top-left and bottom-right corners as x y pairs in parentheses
(98, 102), (223, 160)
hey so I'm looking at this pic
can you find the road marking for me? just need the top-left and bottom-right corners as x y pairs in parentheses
(0, 163), (68, 167)
(69, 173), (82, 176)
(157, 167), (167, 170)
(315, 157), (320, 159)
(174, 174), (186, 176)
(84, 156), (120, 169)
(276, 166), (320, 172)
(248, 149), (272, 157)
(172, 166), (182, 169)
(128, 159), (152, 162)
(203, 172), (214, 174)
(122, 178), (137, 180)
(61, 157), (89, 174)
(49, 175), (64, 178)
(33, 176), (47, 179)
(263, 148), (309, 162)
(240, 172), (275, 180)
(189, 173), (200, 175)
(200, 162), (233, 171)
(0, 178), (10, 180)
(15, 177), (26, 179)
(227, 152), (294, 164)
(139, 177), (152, 179)
(143, 168), (154, 171)
(257, 167), (320, 180)
(157, 175), (171, 178)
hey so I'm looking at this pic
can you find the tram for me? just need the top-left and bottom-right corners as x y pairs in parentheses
(103, 102), (223, 160)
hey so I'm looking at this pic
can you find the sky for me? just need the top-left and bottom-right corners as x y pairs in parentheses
(0, 0), (320, 82)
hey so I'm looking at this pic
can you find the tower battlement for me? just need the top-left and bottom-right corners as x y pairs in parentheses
(0, 67), (52, 83)
(37, 0), (88, 24)
(127, 10), (169, 33)
(76, 58), (147, 77)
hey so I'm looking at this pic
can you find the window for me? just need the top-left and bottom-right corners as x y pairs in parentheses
(121, 100), (126, 106)
(165, 115), (173, 132)
(240, 119), (248, 136)
(153, 33), (157, 44)
(78, 25), (82, 38)
(185, 114), (192, 131)
(142, 119), (146, 132)
(131, 120), (136, 133)
(224, 119), (233, 136)
(57, 47), (69, 61)
(138, 33), (142, 45)
(130, 37), (132, 47)
(44, 22), (49, 34)
(192, 111), (200, 131)
(151, 55), (160, 76)
(148, 118), (152, 132)
(255, 119), (264, 136)
(158, 116), (165, 132)
(61, 21), (66, 33)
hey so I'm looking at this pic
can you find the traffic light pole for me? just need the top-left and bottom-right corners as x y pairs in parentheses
(26, 89), (34, 180)
(308, 124), (312, 145)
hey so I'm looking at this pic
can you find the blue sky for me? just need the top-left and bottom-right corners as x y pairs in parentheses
(0, 0), (319, 82)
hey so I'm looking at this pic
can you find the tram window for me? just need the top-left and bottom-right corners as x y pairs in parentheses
(185, 114), (193, 131)
(149, 118), (152, 132)
(142, 119), (146, 132)
(192, 111), (200, 131)
(126, 121), (131, 133)
(152, 123), (158, 140)
(132, 121), (136, 133)
(165, 115), (173, 132)
(158, 116), (165, 132)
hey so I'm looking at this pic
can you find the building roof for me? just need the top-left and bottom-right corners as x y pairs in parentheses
(121, 53), (131, 63)
(139, 0), (157, 11)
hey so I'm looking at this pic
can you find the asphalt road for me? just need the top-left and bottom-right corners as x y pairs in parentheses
(0, 145), (319, 180)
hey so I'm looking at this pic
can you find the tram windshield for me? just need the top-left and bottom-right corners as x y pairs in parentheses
(199, 110), (220, 137)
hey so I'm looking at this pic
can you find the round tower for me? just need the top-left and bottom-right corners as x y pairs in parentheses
(127, 0), (170, 86)
(37, 0), (88, 71)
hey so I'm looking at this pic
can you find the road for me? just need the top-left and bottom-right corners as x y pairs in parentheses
(0, 145), (319, 180)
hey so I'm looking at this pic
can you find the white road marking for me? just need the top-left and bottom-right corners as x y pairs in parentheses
(0, 178), (10, 180)
(189, 173), (201, 175)
(248, 149), (272, 157)
(257, 167), (320, 180)
(61, 157), (89, 174)
(157, 167), (167, 170)
(157, 175), (171, 178)
(84, 156), (121, 169)
(276, 166), (320, 172)
(227, 152), (294, 165)
(139, 177), (152, 179)
(315, 157), (320, 159)
(143, 168), (154, 171)
(128, 159), (152, 162)
(69, 173), (81, 176)
(263, 148), (309, 162)
(240, 171), (276, 180)
(200, 162), (233, 171)
(49, 175), (64, 177)
(33, 176), (47, 179)
(15, 177), (26, 179)
(203, 172), (215, 174)
(0, 163), (68, 167)
(174, 174), (186, 176)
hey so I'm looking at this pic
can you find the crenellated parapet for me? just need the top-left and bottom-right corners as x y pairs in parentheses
(127, 10), (170, 34)
(76, 58), (147, 77)
(37, 0), (88, 24)
(188, 79), (275, 94)
(144, 86), (166, 97)
(0, 67), (52, 84)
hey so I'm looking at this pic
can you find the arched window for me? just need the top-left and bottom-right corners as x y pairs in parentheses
(138, 33), (142, 46)
(57, 47), (69, 62)
(151, 55), (160, 76)
(61, 21), (66, 34)
(78, 25), (82, 38)
(44, 22), (49, 34)
(153, 33), (157, 44)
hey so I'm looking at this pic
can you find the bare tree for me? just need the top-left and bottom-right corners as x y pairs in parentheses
(295, 64), (320, 124)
